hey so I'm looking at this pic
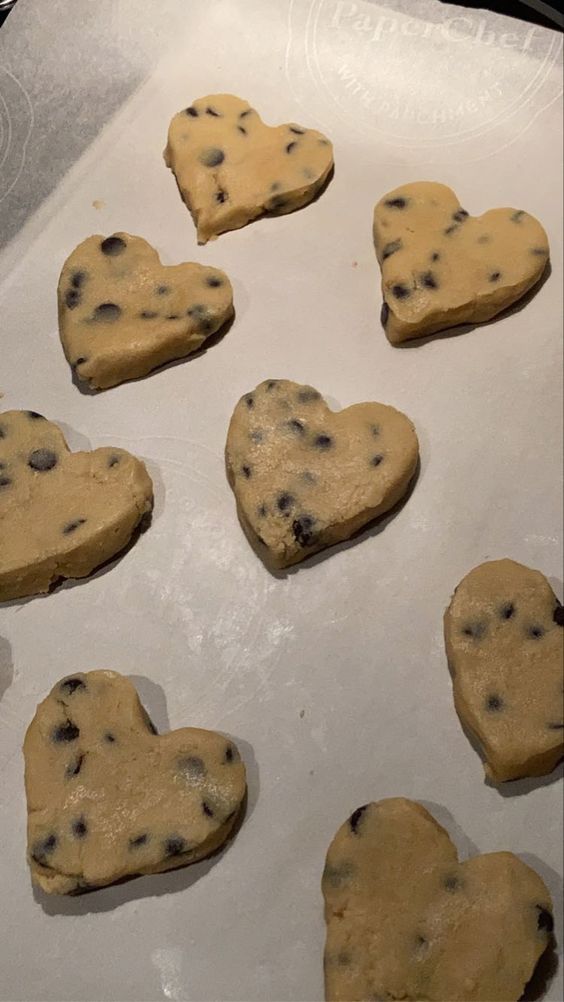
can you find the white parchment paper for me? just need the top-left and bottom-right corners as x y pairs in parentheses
(0, 1), (562, 1000)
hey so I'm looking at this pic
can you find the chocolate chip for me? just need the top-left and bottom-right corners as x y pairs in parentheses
(385, 197), (408, 209)
(371, 454), (384, 467)
(28, 449), (57, 472)
(104, 732), (116, 743)
(554, 603), (564, 627)
(452, 209), (469, 222)
(202, 801), (214, 817)
(297, 389), (320, 403)
(108, 455), (120, 468)
(164, 836), (187, 857)
(72, 817), (88, 838)
(166, 314), (180, 320)
(60, 677), (85, 696)
(185, 106), (198, 117)
(266, 380), (279, 390)
(237, 125), (247, 135)
(322, 861), (355, 888)
(500, 603), (515, 620)
(421, 271), (438, 289)
(242, 465), (251, 479)
(302, 471), (317, 484)
(462, 622), (487, 640)
(444, 874), (461, 891)
(66, 754), (84, 778)
(130, 833), (149, 847)
(511, 210), (525, 223)
(224, 744), (237, 763)
(239, 109), (252, 118)
(32, 834), (57, 863)
(336, 952), (351, 966)
(0, 476), (11, 489)
(269, 195), (288, 211)
(251, 430), (264, 444)
(199, 148), (225, 167)
(0, 424), (5, 438)
(206, 106), (221, 117)
(289, 126), (305, 134)
(289, 419), (305, 434)
(292, 514), (316, 547)
(392, 283), (410, 299)
(530, 247), (548, 255)
(371, 425), (380, 437)
(382, 239), (402, 260)
(140, 310), (158, 319)
(53, 720), (80, 743)
(536, 906), (554, 934)
(315, 434), (333, 449)
(285, 141), (297, 153)
(28, 412), (44, 420)
(63, 518), (86, 535)
(71, 271), (87, 289)
(548, 723), (564, 730)
(65, 288), (81, 309)
(93, 303), (121, 321)
(349, 805), (369, 834)
(215, 189), (228, 203)
(74, 357), (87, 368)
(381, 302), (389, 326)
(486, 694), (504, 712)
(277, 493), (295, 513)
(100, 236), (126, 256)
(528, 625), (545, 639)
(489, 271), (502, 282)
(444, 224), (459, 235)
(430, 251), (440, 261)
(257, 504), (268, 518)
(245, 395), (254, 409)
(206, 275), (223, 287)
(156, 285), (170, 295)
(270, 182), (281, 192)
(178, 756), (206, 779)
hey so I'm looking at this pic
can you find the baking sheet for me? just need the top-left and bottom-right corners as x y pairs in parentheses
(0, 1), (563, 1000)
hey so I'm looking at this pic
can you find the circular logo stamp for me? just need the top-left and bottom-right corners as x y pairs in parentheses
(0, 66), (33, 204)
(286, 0), (563, 160)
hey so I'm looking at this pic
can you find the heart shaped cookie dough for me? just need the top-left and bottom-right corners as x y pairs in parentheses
(58, 232), (234, 389)
(24, 671), (247, 894)
(444, 559), (564, 783)
(0, 410), (153, 601)
(323, 798), (554, 1002)
(373, 182), (549, 344)
(164, 94), (334, 242)
(225, 380), (419, 568)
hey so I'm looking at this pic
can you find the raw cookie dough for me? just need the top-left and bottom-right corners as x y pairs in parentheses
(0, 411), (153, 601)
(58, 232), (234, 389)
(225, 380), (418, 568)
(444, 559), (564, 783)
(373, 181), (549, 344)
(323, 798), (554, 1002)
(24, 670), (247, 894)
(164, 94), (333, 242)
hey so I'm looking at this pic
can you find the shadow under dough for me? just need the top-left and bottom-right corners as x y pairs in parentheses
(0, 634), (14, 701)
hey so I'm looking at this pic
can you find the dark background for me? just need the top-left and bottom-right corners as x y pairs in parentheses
(0, 0), (563, 29)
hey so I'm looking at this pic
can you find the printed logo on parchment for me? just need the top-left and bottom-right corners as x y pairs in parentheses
(0, 67), (33, 204)
(286, 0), (563, 160)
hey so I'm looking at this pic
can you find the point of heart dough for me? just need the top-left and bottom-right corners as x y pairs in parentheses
(24, 670), (247, 894)
(225, 379), (419, 568)
(323, 798), (554, 1002)
(444, 559), (564, 783)
(373, 181), (550, 344)
(0, 410), (153, 602)
(58, 232), (234, 390)
(164, 94), (334, 242)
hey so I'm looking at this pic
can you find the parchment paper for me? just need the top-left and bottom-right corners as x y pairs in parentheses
(0, 1), (562, 1000)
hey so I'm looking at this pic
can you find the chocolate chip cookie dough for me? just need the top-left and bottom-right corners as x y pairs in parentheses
(0, 411), (153, 601)
(164, 94), (333, 242)
(58, 233), (234, 389)
(323, 798), (554, 1002)
(24, 671), (247, 894)
(444, 559), (564, 783)
(225, 379), (418, 568)
(373, 182), (549, 344)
